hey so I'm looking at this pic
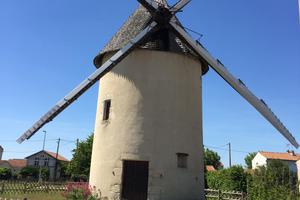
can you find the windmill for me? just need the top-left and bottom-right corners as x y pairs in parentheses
(17, 0), (298, 199)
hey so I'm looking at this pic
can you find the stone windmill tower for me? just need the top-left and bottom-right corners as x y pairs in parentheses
(89, 1), (208, 199)
(17, 0), (298, 200)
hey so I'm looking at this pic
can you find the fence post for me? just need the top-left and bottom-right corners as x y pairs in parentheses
(23, 182), (27, 193)
(218, 189), (221, 200)
(0, 182), (4, 194)
(46, 182), (49, 193)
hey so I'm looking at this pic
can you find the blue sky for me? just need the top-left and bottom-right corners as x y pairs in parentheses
(0, 0), (299, 167)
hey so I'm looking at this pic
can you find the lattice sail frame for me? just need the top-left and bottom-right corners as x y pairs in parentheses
(17, 0), (299, 148)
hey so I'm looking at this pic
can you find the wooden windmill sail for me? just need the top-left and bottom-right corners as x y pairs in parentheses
(17, 0), (298, 199)
(17, 0), (298, 147)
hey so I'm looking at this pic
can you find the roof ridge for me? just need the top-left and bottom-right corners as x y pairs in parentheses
(260, 151), (300, 155)
(45, 150), (69, 161)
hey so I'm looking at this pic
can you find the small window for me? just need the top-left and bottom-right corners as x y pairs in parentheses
(176, 153), (188, 168)
(44, 158), (49, 166)
(34, 157), (39, 166)
(103, 99), (111, 120)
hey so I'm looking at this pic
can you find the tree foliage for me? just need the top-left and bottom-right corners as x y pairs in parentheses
(0, 167), (12, 180)
(206, 165), (248, 192)
(20, 166), (39, 179)
(41, 168), (49, 181)
(204, 148), (222, 170)
(67, 134), (93, 179)
(248, 160), (298, 200)
(244, 152), (257, 169)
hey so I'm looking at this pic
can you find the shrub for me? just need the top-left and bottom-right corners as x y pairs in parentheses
(206, 165), (248, 192)
(71, 174), (88, 182)
(62, 182), (100, 200)
(19, 166), (39, 179)
(247, 160), (298, 200)
(0, 168), (12, 180)
(41, 168), (49, 181)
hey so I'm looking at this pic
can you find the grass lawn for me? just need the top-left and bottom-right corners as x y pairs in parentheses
(1, 193), (65, 200)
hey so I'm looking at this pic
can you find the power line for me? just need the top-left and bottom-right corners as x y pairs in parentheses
(0, 139), (57, 143)
(3, 150), (37, 153)
(60, 139), (77, 143)
(204, 144), (251, 154)
(0, 138), (74, 143)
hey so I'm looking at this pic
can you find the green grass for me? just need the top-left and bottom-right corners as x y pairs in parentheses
(1, 193), (65, 200)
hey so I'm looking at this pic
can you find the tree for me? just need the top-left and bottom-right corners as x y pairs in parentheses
(67, 134), (93, 179)
(204, 148), (222, 170)
(60, 161), (70, 180)
(244, 152), (257, 169)
(0, 168), (12, 180)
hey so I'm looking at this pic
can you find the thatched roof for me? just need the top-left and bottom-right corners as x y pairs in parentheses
(93, 2), (209, 74)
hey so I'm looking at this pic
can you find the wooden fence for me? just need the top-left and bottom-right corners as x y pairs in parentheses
(205, 189), (247, 200)
(0, 181), (66, 194)
(0, 182), (246, 200)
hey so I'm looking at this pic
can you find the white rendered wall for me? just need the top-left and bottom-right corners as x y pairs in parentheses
(252, 153), (267, 170)
(296, 160), (300, 181)
(90, 49), (204, 200)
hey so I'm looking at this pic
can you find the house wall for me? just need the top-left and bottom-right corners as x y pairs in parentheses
(296, 160), (300, 181)
(252, 153), (267, 169)
(27, 152), (61, 180)
(90, 49), (204, 200)
(0, 162), (11, 170)
(285, 161), (297, 173)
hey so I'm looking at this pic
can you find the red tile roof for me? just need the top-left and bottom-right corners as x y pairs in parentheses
(7, 159), (27, 169)
(206, 165), (216, 172)
(45, 151), (69, 162)
(0, 159), (27, 169)
(259, 151), (300, 161)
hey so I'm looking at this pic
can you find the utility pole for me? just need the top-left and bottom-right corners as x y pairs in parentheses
(42, 130), (46, 150)
(54, 138), (60, 182)
(228, 142), (232, 168)
(298, 0), (300, 23)
(76, 138), (79, 150)
(38, 130), (47, 182)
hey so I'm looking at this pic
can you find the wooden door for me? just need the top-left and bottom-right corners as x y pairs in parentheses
(121, 160), (149, 200)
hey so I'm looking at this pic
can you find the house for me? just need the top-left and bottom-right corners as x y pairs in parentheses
(0, 159), (27, 174)
(26, 150), (69, 180)
(252, 151), (300, 173)
(0, 146), (27, 174)
(206, 165), (216, 172)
